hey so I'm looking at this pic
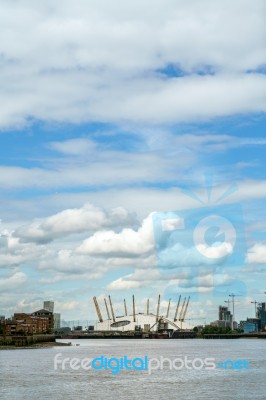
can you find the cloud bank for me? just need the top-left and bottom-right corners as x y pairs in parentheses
(0, 0), (265, 129)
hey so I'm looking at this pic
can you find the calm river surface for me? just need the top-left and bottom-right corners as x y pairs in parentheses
(1, 339), (266, 400)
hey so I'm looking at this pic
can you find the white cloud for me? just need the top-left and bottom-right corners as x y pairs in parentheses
(0, 148), (194, 189)
(105, 267), (235, 296)
(38, 249), (110, 279)
(0, 178), (252, 224)
(0, 230), (44, 267)
(0, 271), (27, 291)
(77, 213), (155, 256)
(247, 243), (266, 264)
(55, 301), (79, 311)
(15, 203), (137, 243)
(0, 0), (265, 128)
(107, 277), (142, 290)
(107, 268), (162, 290)
(49, 138), (97, 155)
(2, 134), (266, 195)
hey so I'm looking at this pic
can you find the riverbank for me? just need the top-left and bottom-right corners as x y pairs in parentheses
(0, 341), (71, 350)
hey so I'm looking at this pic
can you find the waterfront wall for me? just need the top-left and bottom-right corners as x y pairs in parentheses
(0, 334), (55, 346)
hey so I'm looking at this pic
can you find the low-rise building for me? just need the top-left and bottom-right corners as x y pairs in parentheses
(1, 313), (50, 336)
(247, 317), (260, 331)
(210, 320), (232, 328)
(239, 320), (258, 333)
(14, 313), (49, 334)
(2, 319), (18, 336)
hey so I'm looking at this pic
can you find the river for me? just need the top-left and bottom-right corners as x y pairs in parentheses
(1, 338), (266, 399)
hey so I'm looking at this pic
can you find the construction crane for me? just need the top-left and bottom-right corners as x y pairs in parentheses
(185, 317), (206, 325)
(186, 317), (206, 321)
(229, 293), (242, 330)
(93, 296), (103, 323)
(224, 299), (230, 310)
(251, 300), (260, 318)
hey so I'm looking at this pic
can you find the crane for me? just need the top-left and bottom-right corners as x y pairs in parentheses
(251, 300), (260, 318)
(229, 293), (242, 330)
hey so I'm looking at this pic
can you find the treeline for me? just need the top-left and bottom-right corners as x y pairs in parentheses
(193, 325), (233, 335)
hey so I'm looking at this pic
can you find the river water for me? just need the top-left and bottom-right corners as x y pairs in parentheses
(0, 339), (266, 399)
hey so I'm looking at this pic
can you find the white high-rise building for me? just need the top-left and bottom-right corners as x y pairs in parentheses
(43, 301), (61, 331)
(54, 313), (61, 330)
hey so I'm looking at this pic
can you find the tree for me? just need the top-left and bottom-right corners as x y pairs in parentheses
(200, 325), (232, 335)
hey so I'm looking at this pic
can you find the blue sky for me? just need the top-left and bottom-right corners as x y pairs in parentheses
(0, 0), (266, 325)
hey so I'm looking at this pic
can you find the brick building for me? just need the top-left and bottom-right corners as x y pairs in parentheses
(14, 313), (49, 334)
(31, 309), (54, 333)
(0, 313), (50, 336)
(1, 320), (18, 336)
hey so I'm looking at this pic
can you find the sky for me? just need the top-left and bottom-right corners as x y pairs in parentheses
(0, 0), (266, 326)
